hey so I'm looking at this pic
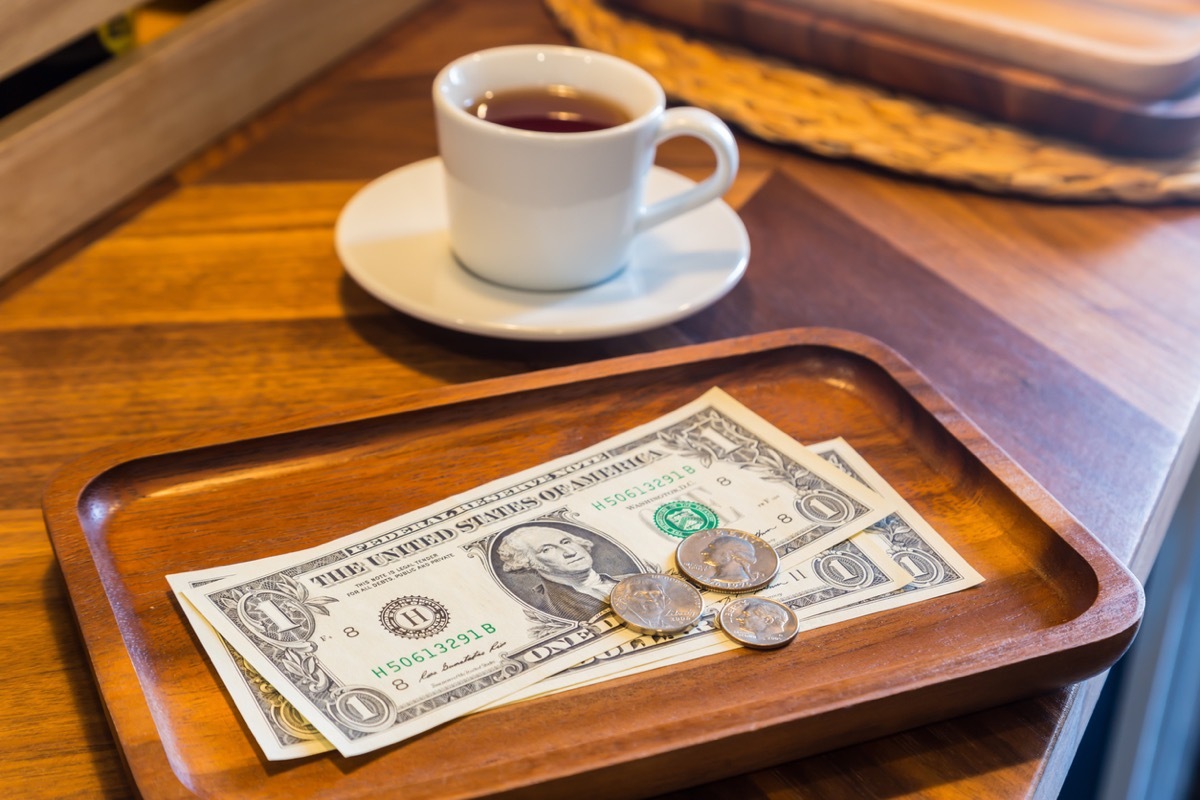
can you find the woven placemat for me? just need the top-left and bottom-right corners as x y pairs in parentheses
(545, 0), (1200, 203)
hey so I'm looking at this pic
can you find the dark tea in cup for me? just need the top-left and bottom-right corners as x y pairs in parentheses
(466, 85), (632, 133)
(435, 45), (738, 290)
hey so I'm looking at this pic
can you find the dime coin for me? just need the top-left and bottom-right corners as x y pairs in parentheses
(718, 596), (799, 650)
(675, 528), (779, 593)
(609, 573), (704, 636)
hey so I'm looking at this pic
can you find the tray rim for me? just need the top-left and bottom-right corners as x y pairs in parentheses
(41, 327), (1145, 799)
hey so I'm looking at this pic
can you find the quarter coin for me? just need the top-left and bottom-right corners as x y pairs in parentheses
(609, 573), (704, 636)
(718, 596), (799, 650)
(675, 528), (779, 593)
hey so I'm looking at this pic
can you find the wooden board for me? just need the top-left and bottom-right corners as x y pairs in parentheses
(0, 0), (430, 281)
(42, 329), (1143, 799)
(773, 0), (1200, 99)
(612, 0), (1200, 157)
(0, 0), (132, 79)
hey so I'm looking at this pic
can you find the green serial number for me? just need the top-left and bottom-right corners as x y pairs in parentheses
(591, 466), (696, 511)
(371, 624), (496, 678)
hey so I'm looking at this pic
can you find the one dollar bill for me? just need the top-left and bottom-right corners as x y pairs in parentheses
(174, 388), (892, 757)
(609, 437), (985, 675)
(485, 530), (911, 706)
(168, 560), (334, 759)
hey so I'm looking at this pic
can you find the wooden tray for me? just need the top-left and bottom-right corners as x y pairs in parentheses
(769, 0), (1200, 99)
(611, 0), (1200, 157)
(43, 329), (1143, 799)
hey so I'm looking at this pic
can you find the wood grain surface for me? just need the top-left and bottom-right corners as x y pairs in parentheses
(610, 0), (1200, 157)
(0, 0), (431, 280)
(653, 0), (1200, 99)
(41, 331), (1144, 798)
(0, 0), (130, 78)
(2, 0), (1199, 797)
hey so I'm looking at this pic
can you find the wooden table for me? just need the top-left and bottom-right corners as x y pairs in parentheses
(2, 0), (1198, 796)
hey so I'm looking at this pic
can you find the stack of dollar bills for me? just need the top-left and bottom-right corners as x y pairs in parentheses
(169, 388), (982, 759)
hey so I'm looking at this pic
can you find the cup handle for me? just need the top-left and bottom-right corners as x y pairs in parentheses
(634, 107), (739, 235)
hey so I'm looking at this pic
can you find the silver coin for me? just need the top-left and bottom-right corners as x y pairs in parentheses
(609, 573), (704, 636)
(674, 527), (779, 593)
(718, 596), (799, 650)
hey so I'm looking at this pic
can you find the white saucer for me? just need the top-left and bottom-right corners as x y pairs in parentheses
(334, 157), (749, 341)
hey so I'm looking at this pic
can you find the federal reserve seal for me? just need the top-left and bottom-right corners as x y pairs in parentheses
(653, 500), (719, 539)
(379, 596), (450, 639)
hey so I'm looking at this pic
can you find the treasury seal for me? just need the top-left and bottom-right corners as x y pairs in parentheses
(379, 596), (450, 639)
(653, 500), (719, 539)
(675, 527), (779, 593)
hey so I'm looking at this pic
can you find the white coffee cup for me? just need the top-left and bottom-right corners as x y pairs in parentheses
(433, 45), (739, 292)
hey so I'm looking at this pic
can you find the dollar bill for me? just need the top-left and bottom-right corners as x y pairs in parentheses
(805, 437), (985, 614)
(485, 530), (911, 705)
(175, 388), (892, 757)
(593, 437), (985, 677)
(168, 562), (336, 759)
